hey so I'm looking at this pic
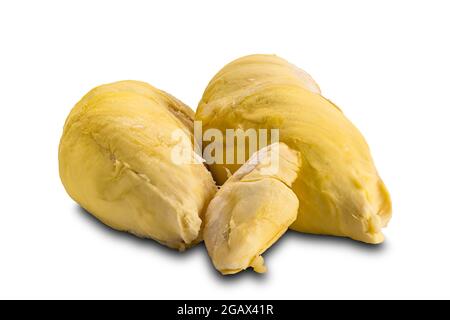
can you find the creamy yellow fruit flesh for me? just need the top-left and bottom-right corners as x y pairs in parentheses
(59, 81), (216, 250)
(196, 54), (392, 244)
(204, 143), (300, 274)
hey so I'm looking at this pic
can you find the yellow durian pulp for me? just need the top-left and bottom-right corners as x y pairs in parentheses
(196, 54), (392, 244)
(59, 81), (217, 250)
(204, 143), (300, 274)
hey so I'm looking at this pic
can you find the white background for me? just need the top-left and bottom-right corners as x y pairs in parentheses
(1, 0), (449, 300)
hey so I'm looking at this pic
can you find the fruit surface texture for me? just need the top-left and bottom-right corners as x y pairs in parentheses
(196, 54), (392, 244)
(204, 143), (300, 274)
(59, 81), (216, 250)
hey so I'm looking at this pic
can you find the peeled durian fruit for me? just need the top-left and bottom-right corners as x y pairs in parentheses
(204, 142), (300, 275)
(196, 54), (392, 244)
(59, 81), (216, 250)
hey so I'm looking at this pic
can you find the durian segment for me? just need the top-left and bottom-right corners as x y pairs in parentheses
(196, 54), (392, 244)
(59, 81), (217, 250)
(204, 143), (300, 275)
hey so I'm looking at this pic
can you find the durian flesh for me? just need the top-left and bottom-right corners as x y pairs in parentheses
(59, 81), (217, 250)
(196, 54), (392, 244)
(204, 143), (300, 275)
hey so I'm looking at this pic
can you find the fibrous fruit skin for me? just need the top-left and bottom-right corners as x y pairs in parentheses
(196, 54), (392, 244)
(204, 143), (300, 275)
(59, 81), (216, 250)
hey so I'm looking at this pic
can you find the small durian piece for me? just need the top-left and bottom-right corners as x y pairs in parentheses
(59, 81), (216, 250)
(204, 143), (300, 275)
